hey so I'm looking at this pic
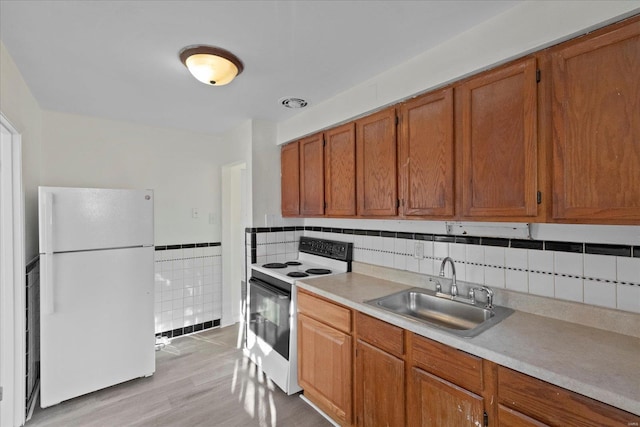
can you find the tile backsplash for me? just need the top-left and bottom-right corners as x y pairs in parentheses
(245, 226), (640, 314)
(154, 243), (222, 337)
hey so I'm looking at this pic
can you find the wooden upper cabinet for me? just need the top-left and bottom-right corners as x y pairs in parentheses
(281, 141), (300, 216)
(399, 88), (455, 217)
(299, 132), (325, 216)
(550, 17), (640, 223)
(325, 123), (356, 216)
(356, 107), (398, 216)
(459, 57), (539, 220)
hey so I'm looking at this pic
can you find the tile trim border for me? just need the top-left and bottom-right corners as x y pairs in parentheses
(245, 227), (639, 258)
(244, 227), (640, 289)
(155, 242), (221, 251)
(156, 319), (221, 339)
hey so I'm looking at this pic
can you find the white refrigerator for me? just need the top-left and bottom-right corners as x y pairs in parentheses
(38, 186), (155, 408)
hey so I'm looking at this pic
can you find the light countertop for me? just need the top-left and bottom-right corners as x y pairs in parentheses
(295, 272), (640, 415)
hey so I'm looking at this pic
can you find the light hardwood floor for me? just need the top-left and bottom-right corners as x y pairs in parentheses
(27, 324), (331, 427)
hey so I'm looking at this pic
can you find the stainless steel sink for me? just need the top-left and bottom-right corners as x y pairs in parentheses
(365, 287), (513, 338)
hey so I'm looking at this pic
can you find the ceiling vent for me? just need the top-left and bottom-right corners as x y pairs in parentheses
(280, 97), (308, 109)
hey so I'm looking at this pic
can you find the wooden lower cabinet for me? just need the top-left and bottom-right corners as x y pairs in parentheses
(297, 290), (353, 426)
(298, 313), (352, 426)
(497, 366), (640, 427)
(355, 340), (405, 426)
(408, 367), (484, 427)
(498, 405), (550, 427)
(354, 313), (405, 427)
(297, 292), (638, 427)
(408, 333), (489, 427)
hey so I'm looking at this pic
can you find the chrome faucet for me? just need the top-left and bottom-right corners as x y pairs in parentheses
(469, 286), (494, 309)
(439, 257), (457, 297)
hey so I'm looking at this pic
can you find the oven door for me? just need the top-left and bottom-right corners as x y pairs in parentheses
(248, 276), (291, 360)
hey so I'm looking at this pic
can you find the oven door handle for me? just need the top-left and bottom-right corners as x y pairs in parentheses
(249, 278), (290, 300)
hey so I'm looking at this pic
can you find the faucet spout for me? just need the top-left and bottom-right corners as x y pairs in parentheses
(439, 257), (457, 297)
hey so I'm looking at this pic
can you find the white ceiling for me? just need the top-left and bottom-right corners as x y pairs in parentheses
(0, 0), (522, 136)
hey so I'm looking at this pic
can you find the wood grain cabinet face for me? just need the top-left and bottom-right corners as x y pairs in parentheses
(354, 340), (405, 427)
(551, 18), (640, 223)
(297, 313), (352, 425)
(354, 313), (405, 427)
(459, 57), (539, 219)
(297, 291), (352, 426)
(356, 107), (398, 216)
(325, 123), (356, 216)
(281, 141), (300, 216)
(408, 367), (484, 427)
(399, 88), (455, 217)
(497, 366), (640, 427)
(299, 133), (325, 216)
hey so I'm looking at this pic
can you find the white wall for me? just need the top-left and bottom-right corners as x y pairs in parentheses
(277, 1), (640, 144)
(0, 41), (42, 262)
(250, 120), (284, 227)
(41, 110), (232, 245)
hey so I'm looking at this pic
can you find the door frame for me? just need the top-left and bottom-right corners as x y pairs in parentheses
(0, 113), (26, 427)
(221, 161), (247, 327)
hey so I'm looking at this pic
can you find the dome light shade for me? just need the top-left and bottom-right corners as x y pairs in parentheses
(179, 45), (244, 86)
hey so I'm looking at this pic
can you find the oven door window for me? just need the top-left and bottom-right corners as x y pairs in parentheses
(249, 278), (291, 360)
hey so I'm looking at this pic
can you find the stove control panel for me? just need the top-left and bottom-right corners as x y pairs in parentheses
(299, 236), (353, 262)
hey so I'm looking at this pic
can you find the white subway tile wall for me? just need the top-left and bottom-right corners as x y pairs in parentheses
(154, 245), (222, 334)
(245, 228), (640, 314)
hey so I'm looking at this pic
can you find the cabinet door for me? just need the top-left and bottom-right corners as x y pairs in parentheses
(356, 107), (398, 216)
(298, 313), (352, 425)
(408, 367), (484, 427)
(459, 57), (538, 219)
(281, 141), (300, 216)
(551, 18), (640, 223)
(498, 405), (549, 427)
(325, 123), (356, 216)
(355, 340), (405, 427)
(299, 133), (325, 215)
(399, 88), (454, 217)
(498, 366), (640, 427)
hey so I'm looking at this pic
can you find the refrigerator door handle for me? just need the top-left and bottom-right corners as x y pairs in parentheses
(42, 191), (55, 314)
(43, 191), (54, 253)
(42, 255), (55, 314)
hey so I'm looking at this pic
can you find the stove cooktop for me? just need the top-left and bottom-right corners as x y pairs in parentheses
(252, 237), (353, 284)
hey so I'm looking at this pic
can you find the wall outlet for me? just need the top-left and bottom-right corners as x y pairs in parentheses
(192, 208), (199, 219)
(414, 241), (424, 259)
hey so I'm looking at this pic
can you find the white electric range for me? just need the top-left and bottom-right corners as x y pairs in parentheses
(244, 236), (353, 395)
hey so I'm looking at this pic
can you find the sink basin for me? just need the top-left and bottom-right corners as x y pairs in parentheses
(365, 287), (513, 338)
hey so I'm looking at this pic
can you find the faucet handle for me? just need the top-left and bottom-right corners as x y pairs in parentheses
(429, 278), (442, 293)
(468, 288), (476, 303)
(470, 286), (494, 309)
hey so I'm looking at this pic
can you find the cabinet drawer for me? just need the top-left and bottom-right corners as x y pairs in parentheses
(497, 366), (640, 427)
(356, 312), (404, 357)
(411, 333), (483, 393)
(297, 290), (351, 334)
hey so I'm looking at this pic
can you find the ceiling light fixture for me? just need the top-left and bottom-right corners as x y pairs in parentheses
(179, 45), (244, 86)
(280, 97), (309, 109)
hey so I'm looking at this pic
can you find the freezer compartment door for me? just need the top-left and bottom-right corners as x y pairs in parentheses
(40, 247), (155, 407)
(39, 186), (154, 252)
